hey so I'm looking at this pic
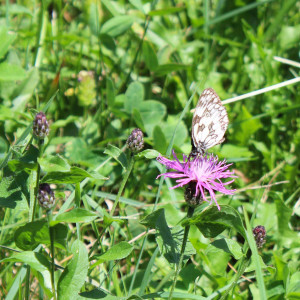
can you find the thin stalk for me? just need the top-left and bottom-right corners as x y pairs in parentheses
(75, 183), (81, 240)
(128, 228), (147, 295)
(26, 138), (43, 298)
(25, 265), (30, 300)
(48, 210), (57, 300)
(168, 206), (195, 300)
(203, 0), (210, 63)
(118, 15), (151, 93)
(222, 77), (300, 105)
(110, 155), (135, 216)
(220, 251), (250, 300)
(34, 0), (47, 67)
(31, 139), (43, 222)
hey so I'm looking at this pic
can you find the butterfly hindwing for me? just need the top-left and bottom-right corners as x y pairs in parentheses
(192, 88), (229, 154)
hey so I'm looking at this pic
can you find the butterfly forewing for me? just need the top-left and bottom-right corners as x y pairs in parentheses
(192, 88), (229, 154)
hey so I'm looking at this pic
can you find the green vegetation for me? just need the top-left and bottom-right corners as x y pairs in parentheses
(0, 0), (299, 299)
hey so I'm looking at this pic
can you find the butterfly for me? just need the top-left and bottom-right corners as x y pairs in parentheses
(191, 88), (229, 156)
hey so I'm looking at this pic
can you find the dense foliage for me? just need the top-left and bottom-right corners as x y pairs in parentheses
(0, 0), (299, 299)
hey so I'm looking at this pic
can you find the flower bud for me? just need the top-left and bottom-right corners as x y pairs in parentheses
(253, 225), (266, 248)
(33, 112), (49, 138)
(126, 128), (144, 153)
(38, 183), (55, 209)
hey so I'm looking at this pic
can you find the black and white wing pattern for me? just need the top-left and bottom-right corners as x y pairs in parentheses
(191, 88), (229, 155)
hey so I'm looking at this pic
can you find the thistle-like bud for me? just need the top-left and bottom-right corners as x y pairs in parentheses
(126, 128), (144, 153)
(38, 183), (55, 209)
(253, 225), (266, 248)
(33, 112), (49, 139)
(184, 182), (203, 207)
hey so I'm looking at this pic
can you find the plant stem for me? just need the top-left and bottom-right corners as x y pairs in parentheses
(34, 0), (47, 67)
(110, 154), (135, 216)
(31, 139), (43, 222)
(118, 12), (151, 93)
(168, 206), (194, 300)
(26, 138), (43, 298)
(48, 210), (57, 300)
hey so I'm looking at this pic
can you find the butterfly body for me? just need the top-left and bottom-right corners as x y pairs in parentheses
(191, 88), (229, 156)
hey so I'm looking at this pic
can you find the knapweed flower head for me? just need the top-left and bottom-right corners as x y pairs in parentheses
(126, 128), (144, 153)
(38, 183), (55, 210)
(156, 151), (236, 210)
(253, 225), (266, 249)
(33, 112), (49, 139)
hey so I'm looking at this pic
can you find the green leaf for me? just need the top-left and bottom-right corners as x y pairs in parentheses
(140, 208), (165, 228)
(211, 238), (244, 260)
(182, 205), (246, 239)
(0, 4), (33, 16)
(132, 108), (145, 132)
(161, 116), (188, 148)
(106, 77), (115, 107)
(0, 172), (29, 208)
(57, 240), (88, 300)
(0, 63), (27, 81)
(14, 220), (68, 250)
(143, 42), (158, 71)
(104, 144), (128, 169)
(153, 125), (167, 154)
(91, 241), (133, 268)
(0, 251), (51, 273)
(51, 208), (98, 225)
(205, 243), (231, 276)
(141, 209), (195, 265)
(0, 27), (16, 59)
(129, 0), (145, 12)
(156, 225), (196, 265)
(51, 115), (79, 129)
(232, 105), (262, 146)
(80, 289), (123, 299)
(220, 144), (254, 160)
(124, 81), (144, 113)
(8, 144), (39, 172)
(138, 100), (166, 136)
(278, 25), (300, 50)
(42, 166), (107, 184)
(101, 15), (134, 37)
(38, 154), (71, 173)
(154, 63), (190, 76)
(275, 195), (297, 242)
(137, 149), (160, 159)
(148, 6), (186, 16)
(12, 67), (39, 100)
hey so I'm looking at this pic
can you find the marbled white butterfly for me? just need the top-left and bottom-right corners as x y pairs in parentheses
(191, 88), (229, 156)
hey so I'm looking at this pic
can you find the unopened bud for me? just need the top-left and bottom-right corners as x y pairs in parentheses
(33, 112), (49, 138)
(38, 183), (55, 209)
(126, 128), (144, 153)
(253, 225), (266, 248)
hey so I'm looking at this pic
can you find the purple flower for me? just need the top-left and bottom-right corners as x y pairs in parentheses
(156, 151), (236, 210)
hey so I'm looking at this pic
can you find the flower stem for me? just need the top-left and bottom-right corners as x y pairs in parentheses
(168, 206), (195, 300)
(110, 155), (135, 216)
(48, 210), (57, 300)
